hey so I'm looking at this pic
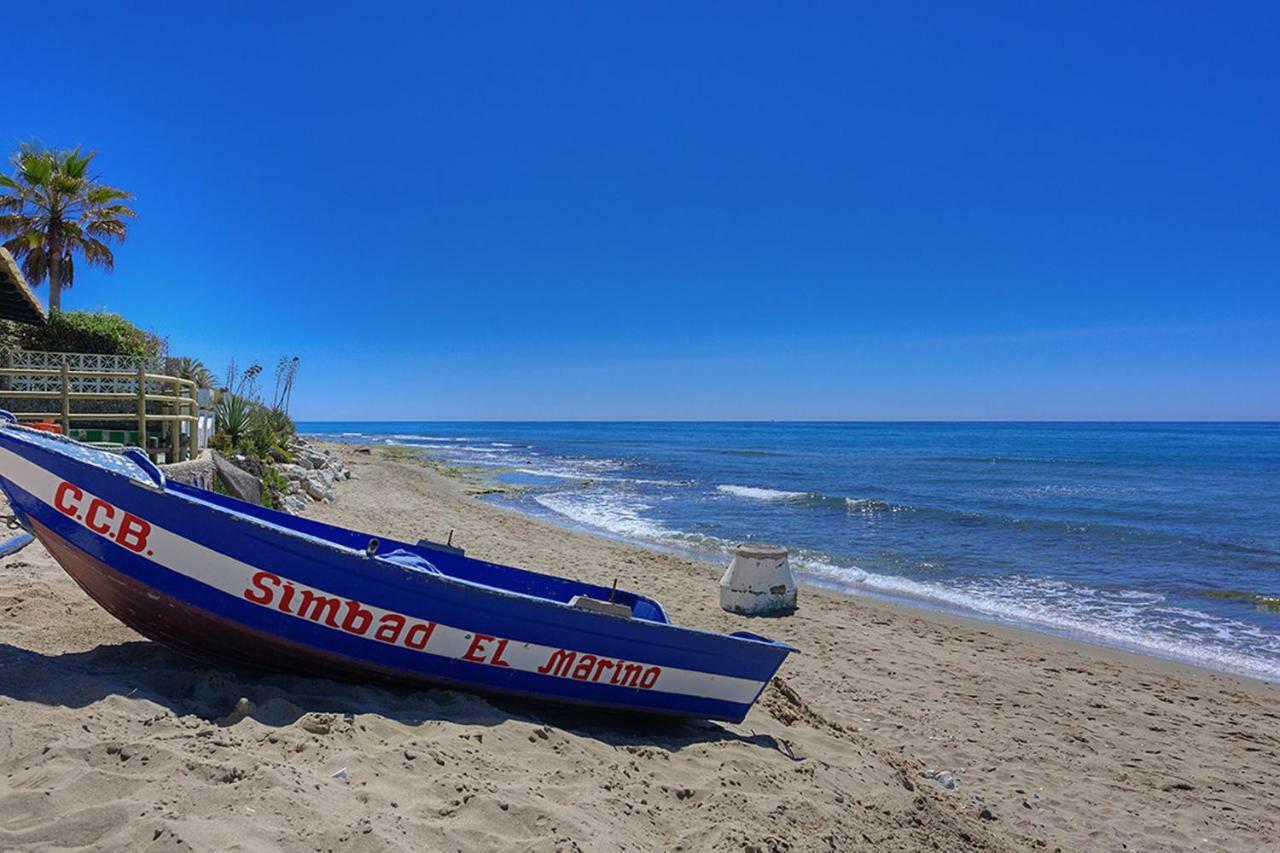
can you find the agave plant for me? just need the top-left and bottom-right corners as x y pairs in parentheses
(215, 393), (253, 447)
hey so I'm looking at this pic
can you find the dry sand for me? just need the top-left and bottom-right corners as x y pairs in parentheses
(1, 443), (1277, 852)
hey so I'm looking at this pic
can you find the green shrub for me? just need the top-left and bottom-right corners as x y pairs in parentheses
(262, 407), (296, 440)
(247, 412), (283, 460)
(0, 321), (23, 355)
(214, 393), (253, 446)
(12, 310), (164, 357)
(260, 466), (288, 510)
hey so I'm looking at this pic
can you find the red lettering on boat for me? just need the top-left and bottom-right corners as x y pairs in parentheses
(571, 654), (597, 680)
(244, 571), (280, 604)
(342, 600), (373, 634)
(85, 498), (116, 534)
(295, 590), (342, 627)
(375, 613), (405, 643)
(536, 648), (661, 689)
(236, 576), (651, 686)
(115, 513), (151, 553)
(404, 621), (436, 649)
(538, 649), (577, 677)
(617, 662), (645, 687)
(279, 582), (296, 614)
(463, 633), (509, 666)
(491, 637), (511, 667)
(50, 481), (152, 554)
(54, 482), (83, 515)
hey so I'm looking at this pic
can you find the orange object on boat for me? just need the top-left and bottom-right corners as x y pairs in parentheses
(28, 420), (62, 435)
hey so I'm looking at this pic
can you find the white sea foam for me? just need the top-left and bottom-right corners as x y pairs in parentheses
(533, 492), (673, 541)
(845, 498), (907, 512)
(515, 468), (688, 487)
(716, 484), (807, 501)
(534, 493), (1280, 680)
(715, 485), (904, 512)
(514, 467), (586, 479)
(378, 441), (456, 451)
(794, 558), (1280, 681)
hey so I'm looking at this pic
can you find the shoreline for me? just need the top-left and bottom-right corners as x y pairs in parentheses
(1, 441), (1276, 851)
(361, 438), (1280, 687)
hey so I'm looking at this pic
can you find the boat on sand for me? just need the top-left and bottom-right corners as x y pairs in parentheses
(0, 414), (791, 721)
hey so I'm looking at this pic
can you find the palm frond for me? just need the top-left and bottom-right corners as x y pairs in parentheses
(86, 219), (128, 240)
(79, 238), (115, 271)
(0, 213), (37, 236)
(1, 235), (32, 255)
(60, 149), (92, 181)
(97, 204), (137, 219)
(86, 185), (132, 205)
(15, 152), (52, 185)
(6, 231), (44, 252)
(18, 246), (47, 285)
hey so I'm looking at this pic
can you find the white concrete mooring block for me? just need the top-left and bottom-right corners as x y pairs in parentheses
(719, 543), (797, 615)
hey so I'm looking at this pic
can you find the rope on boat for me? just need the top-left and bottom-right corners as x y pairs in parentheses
(0, 511), (33, 558)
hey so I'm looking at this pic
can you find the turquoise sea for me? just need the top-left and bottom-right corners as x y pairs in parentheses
(300, 422), (1280, 681)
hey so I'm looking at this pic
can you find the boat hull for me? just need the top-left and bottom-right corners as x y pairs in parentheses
(31, 515), (437, 687)
(0, 427), (791, 721)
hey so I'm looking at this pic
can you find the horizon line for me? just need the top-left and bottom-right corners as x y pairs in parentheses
(294, 418), (1280, 425)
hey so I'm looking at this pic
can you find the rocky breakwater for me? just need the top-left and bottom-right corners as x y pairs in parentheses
(272, 438), (353, 514)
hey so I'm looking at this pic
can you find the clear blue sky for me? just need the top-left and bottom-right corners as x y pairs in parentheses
(2, 2), (1276, 420)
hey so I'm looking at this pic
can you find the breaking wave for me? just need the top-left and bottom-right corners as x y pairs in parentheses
(716, 485), (807, 501)
(533, 492), (674, 541)
(716, 485), (910, 513)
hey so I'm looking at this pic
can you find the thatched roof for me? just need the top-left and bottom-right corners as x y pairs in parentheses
(0, 248), (46, 325)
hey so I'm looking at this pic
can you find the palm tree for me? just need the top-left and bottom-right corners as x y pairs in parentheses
(174, 356), (216, 389)
(0, 143), (136, 312)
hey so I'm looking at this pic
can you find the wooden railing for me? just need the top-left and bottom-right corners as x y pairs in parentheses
(0, 362), (199, 461)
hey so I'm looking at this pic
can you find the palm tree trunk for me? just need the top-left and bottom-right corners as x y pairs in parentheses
(46, 220), (61, 313)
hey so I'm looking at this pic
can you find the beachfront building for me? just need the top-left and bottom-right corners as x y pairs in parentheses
(0, 246), (46, 326)
(0, 247), (207, 462)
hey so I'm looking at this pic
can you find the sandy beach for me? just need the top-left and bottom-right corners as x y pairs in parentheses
(1, 442), (1277, 852)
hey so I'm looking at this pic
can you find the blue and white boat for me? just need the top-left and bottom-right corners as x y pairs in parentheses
(0, 415), (791, 722)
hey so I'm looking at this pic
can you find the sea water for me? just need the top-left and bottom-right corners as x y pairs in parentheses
(300, 421), (1280, 681)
